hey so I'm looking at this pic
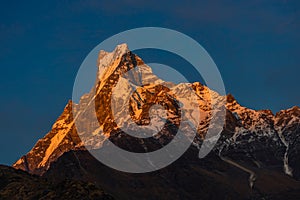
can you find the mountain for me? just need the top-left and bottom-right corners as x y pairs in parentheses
(11, 44), (300, 199)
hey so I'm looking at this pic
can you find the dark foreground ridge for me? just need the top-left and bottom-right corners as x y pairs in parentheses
(0, 165), (114, 200)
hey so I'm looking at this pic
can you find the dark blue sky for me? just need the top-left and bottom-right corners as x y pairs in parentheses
(0, 0), (299, 165)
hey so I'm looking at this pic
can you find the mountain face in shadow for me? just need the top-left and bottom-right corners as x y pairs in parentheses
(43, 147), (300, 200)
(7, 44), (300, 199)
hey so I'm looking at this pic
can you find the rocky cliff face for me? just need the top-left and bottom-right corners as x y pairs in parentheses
(13, 44), (300, 188)
(13, 101), (83, 175)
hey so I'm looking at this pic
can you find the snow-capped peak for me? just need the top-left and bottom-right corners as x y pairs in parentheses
(13, 44), (300, 182)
